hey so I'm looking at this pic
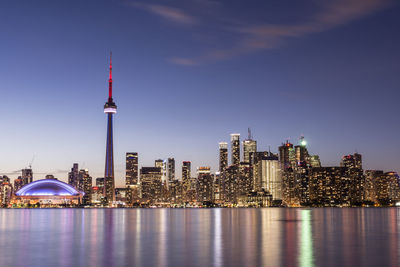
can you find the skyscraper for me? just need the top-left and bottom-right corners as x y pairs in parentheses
(243, 128), (256, 164)
(167, 158), (175, 185)
(182, 161), (191, 194)
(68, 163), (79, 189)
(140, 167), (162, 203)
(21, 168), (33, 185)
(254, 153), (282, 201)
(219, 142), (228, 172)
(155, 159), (163, 169)
(103, 53), (117, 204)
(231, 133), (240, 166)
(341, 153), (362, 169)
(80, 169), (92, 205)
(126, 153), (139, 205)
(126, 153), (138, 185)
(279, 141), (294, 169)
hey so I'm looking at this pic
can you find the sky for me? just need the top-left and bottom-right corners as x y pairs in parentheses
(1, 0), (399, 186)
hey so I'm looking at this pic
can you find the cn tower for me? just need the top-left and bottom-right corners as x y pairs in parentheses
(103, 52), (117, 204)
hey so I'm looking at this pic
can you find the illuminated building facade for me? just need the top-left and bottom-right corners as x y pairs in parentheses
(309, 167), (350, 206)
(243, 129), (256, 164)
(374, 172), (400, 205)
(140, 167), (162, 203)
(238, 162), (253, 197)
(13, 179), (83, 206)
(0, 176), (13, 208)
(196, 167), (213, 203)
(219, 142), (228, 172)
(279, 141), (295, 169)
(182, 161), (191, 199)
(364, 170), (383, 203)
(126, 152), (138, 205)
(254, 153), (282, 202)
(80, 169), (92, 205)
(167, 158), (175, 185)
(230, 134), (240, 166)
(126, 153), (138, 185)
(223, 165), (239, 204)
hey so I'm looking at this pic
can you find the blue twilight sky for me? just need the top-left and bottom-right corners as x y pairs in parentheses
(1, 0), (399, 186)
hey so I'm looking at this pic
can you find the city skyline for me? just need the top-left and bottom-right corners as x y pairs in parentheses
(1, 0), (400, 186)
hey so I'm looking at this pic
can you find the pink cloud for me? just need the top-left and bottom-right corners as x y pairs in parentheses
(131, 3), (197, 25)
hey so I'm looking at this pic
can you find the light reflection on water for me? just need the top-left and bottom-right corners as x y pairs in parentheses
(0, 208), (399, 267)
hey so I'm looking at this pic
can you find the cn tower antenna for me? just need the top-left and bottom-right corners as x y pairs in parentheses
(108, 52), (113, 100)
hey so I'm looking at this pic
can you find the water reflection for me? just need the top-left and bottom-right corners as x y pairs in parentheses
(298, 210), (314, 267)
(0, 208), (399, 267)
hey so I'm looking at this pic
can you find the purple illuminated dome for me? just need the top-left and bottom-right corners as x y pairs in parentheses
(16, 179), (81, 196)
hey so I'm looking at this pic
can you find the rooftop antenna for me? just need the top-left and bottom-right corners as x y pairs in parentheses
(248, 127), (252, 140)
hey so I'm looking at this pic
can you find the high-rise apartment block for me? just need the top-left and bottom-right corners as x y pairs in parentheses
(230, 134), (240, 166)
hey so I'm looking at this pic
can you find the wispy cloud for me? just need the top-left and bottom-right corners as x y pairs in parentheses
(130, 0), (393, 65)
(130, 2), (198, 25)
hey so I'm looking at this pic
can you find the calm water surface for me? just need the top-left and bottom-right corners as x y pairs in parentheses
(0, 208), (399, 267)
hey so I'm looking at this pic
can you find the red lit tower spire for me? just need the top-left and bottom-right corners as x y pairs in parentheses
(108, 52), (113, 101)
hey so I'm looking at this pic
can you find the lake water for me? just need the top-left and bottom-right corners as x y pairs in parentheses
(0, 208), (399, 267)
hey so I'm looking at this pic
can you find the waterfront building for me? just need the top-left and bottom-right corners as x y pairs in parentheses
(213, 172), (222, 203)
(341, 153), (364, 205)
(196, 167), (213, 203)
(140, 167), (162, 203)
(115, 188), (127, 202)
(126, 153), (138, 185)
(309, 167), (350, 206)
(126, 152), (138, 204)
(253, 153), (282, 202)
(80, 169), (92, 205)
(364, 170), (384, 203)
(223, 165), (239, 204)
(103, 53), (117, 204)
(91, 186), (103, 205)
(182, 161), (191, 199)
(238, 162), (253, 197)
(238, 190), (273, 207)
(169, 179), (183, 204)
(0, 176), (13, 208)
(13, 179), (83, 206)
(230, 133), (240, 166)
(374, 172), (400, 205)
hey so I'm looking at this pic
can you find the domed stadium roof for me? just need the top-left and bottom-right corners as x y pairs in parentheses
(16, 179), (80, 196)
